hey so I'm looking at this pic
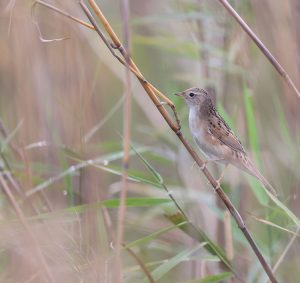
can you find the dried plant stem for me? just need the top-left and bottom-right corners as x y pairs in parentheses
(114, 0), (132, 282)
(33, 0), (94, 30)
(224, 211), (234, 261)
(0, 174), (54, 283)
(123, 245), (155, 283)
(81, 2), (278, 282)
(218, 0), (300, 98)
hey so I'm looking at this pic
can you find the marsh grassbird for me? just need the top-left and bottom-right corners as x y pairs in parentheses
(175, 87), (277, 196)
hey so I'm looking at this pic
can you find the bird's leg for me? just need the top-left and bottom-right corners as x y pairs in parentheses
(215, 164), (229, 189)
(199, 158), (225, 171)
(157, 101), (167, 107)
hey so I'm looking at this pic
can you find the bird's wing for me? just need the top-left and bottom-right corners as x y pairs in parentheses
(207, 111), (246, 154)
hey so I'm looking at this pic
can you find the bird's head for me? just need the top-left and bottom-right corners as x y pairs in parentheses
(175, 87), (210, 108)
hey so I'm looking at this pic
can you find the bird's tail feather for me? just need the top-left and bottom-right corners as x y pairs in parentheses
(255, 170), (278, 197)
(246, 161), (278, 197)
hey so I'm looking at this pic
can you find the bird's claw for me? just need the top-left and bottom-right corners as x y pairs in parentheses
(199, 161), (207, 171)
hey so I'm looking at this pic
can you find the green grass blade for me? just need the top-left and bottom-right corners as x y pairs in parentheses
(273, 94), (294, 152)
(124, 221), (188, 249)
(58, 151), (74, 205)
(243, 86), (268, 205)
(166, 213), (232, 270)
(0, 120), (23, 153)
(243, 87), (260, 164)
(252, 214), (300, 236)
(101, 197), (171, 208)
(140, 244), (204, 283)
(130, 145), (163, 184)
(199, 272), (233, 283)
(94, 164), (162, 188)
(266, 190), (300, 228)
(27, 197), (172, 221)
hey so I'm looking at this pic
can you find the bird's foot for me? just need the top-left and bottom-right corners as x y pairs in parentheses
(199, 161), (208, 171)
(214, 178), (222, 192)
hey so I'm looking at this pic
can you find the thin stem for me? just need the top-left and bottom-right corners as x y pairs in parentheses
(0, 174), (54, 283)
(224, 211), (234, 261)
(33, 0), (94, 30)
(123, 244), (155, 283)
(115, 0), (132, 282)
(218, 0), (300, 98)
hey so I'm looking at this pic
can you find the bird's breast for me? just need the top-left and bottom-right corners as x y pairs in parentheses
(189, 108), (229, 161)
(189, 107), (204, 135)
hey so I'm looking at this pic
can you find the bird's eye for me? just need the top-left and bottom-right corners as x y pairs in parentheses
(189, 93), (195, 98)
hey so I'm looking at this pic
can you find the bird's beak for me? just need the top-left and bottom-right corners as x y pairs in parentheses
(174, 92), (184, 97)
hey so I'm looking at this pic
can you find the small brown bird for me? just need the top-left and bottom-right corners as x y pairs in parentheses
(175, 87), (277, 196)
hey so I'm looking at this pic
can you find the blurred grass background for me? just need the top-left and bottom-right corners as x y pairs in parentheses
(0, 0), (300, 282)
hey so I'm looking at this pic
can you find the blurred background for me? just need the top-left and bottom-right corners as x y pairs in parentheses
(0, 0), (299, 282)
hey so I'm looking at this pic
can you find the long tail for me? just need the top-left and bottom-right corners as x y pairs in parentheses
(254, 168), (278, 197)
(244, 159), (278, 197)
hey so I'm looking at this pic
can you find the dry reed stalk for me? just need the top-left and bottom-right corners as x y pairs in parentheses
(34, 1), (279, 282)
(114, 0), (132, 282)
(0, 174), (54, 283)
(218, 0), (300, 98)
(33, 0), (94, 30)
(224, 211), (234, 261)
(124, 244), (155, 283)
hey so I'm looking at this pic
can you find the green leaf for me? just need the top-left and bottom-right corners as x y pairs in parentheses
(140, 244), (204, 283)
(265, 190), (300, 228)
(124, 221), (188, 249)
(251, 214), (300, 236)
(94, 164), (162, 188)
(1, 120), (23, 153)
(243, 86), (268, 205)
(166, 213), (232, 271)
(101, 197), (171, 208)
(27, 198), (171, 221)
(185, 272), (233, 282)
(273, 94), (294, 152)
(243, 87), (260, 163)
(130, 145), (163, 184)
(58, 149), (75, 206)
(199, 272), (233, 283)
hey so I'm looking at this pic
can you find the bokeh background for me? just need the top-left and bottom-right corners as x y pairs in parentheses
(0, 0), (299, 282)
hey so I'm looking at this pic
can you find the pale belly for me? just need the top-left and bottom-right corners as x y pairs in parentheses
(189, 109), (227, 163)
(192, 131), (226, 162)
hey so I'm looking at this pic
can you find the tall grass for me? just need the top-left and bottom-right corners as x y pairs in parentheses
(0, 0), (299, 282)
